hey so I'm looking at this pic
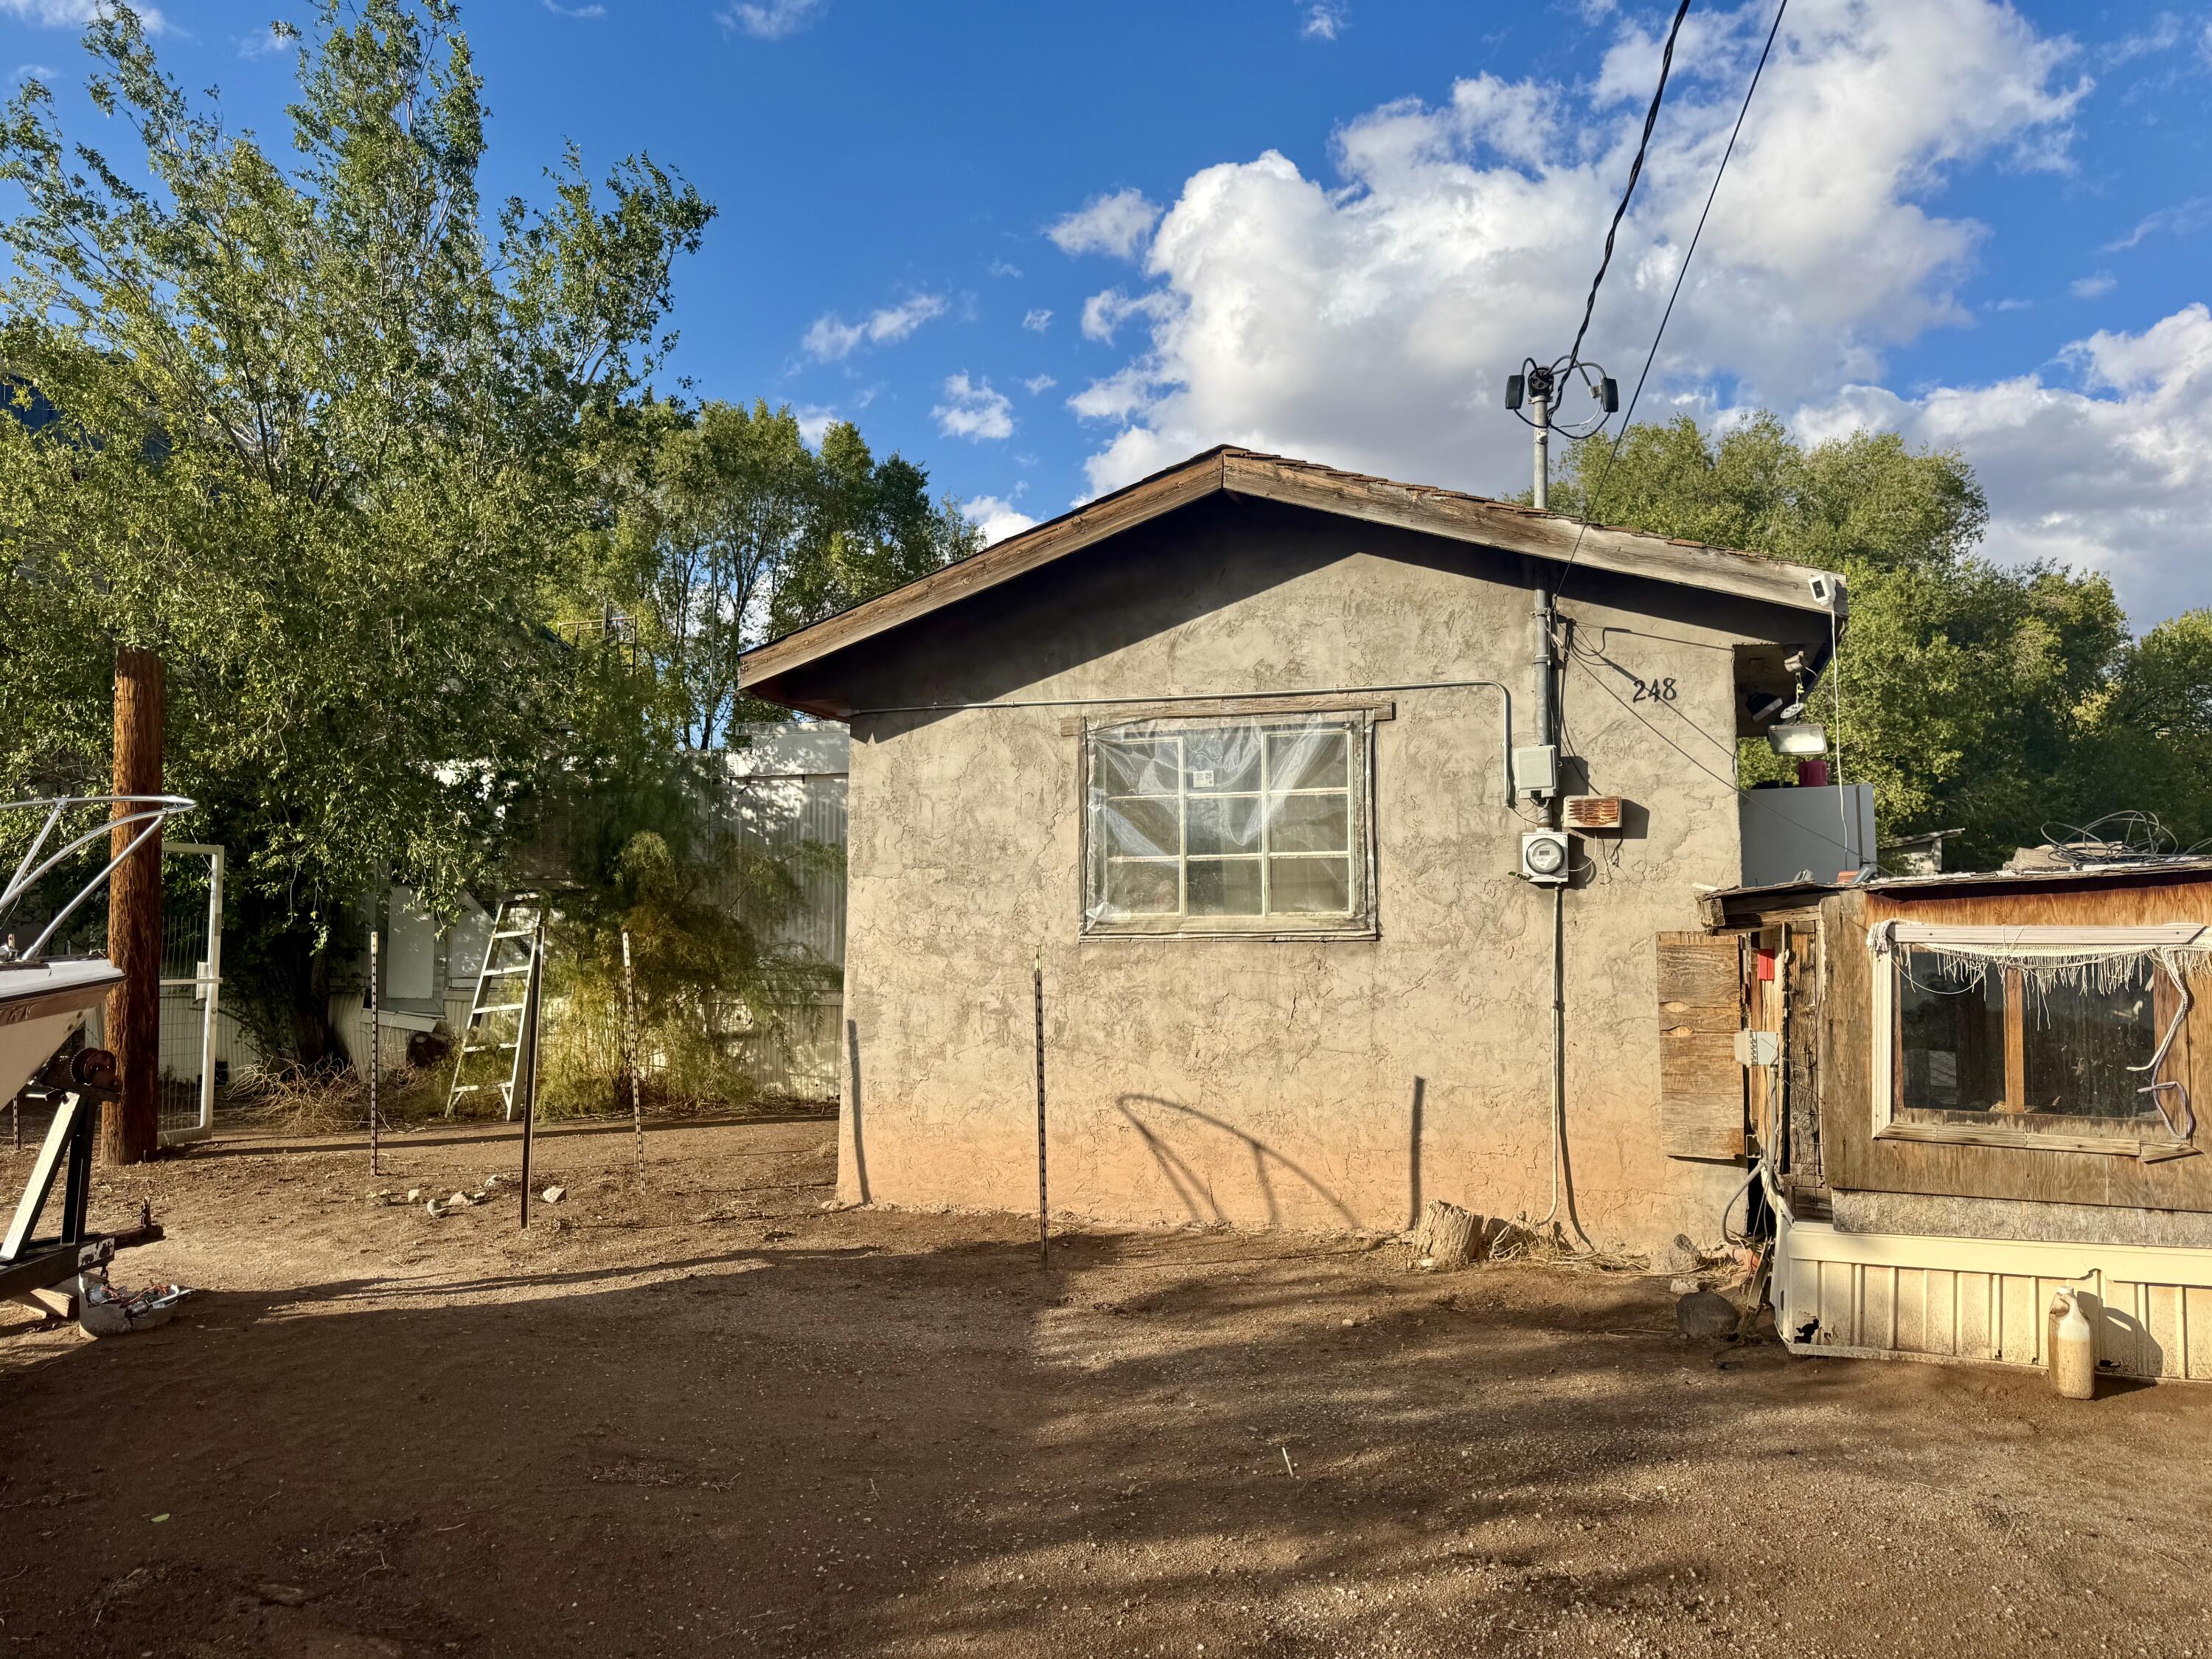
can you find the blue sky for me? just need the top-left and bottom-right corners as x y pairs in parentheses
(6, 0), (2211, 622)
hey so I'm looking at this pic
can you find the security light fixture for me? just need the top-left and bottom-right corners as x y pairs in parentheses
(1767, 722), (1829, 758)
(1504, 373), (1525, 411)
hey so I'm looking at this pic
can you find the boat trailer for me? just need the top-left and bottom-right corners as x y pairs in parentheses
(1, 1048), (164, 1321)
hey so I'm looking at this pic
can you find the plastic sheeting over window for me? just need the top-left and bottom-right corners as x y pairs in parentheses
(1083, 714), (1374, 936)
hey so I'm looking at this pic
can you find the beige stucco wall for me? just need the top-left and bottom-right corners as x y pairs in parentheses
(818, 498), (1826, 1253)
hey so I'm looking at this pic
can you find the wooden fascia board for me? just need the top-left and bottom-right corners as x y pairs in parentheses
(1221, 453), (1842, 621)
(740, 452), (1228, 692)
(740, 446), (1846, 706)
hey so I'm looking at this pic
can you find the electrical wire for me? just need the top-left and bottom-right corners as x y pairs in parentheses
(1551, 0), (1792, 602)
(1567, 0), (1695, 372)
(1568, 649), (1868, 869)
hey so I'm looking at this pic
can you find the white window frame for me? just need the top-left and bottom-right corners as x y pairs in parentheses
(1079, 708), (1381, 941)
(1868, 922), (2199, 1158)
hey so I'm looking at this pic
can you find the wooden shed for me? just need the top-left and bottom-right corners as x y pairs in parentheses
(1694, 858), (2212, 1383)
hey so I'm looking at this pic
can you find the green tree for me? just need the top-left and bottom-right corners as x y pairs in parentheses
(1544, 414), (2205, 869)
(577, 398), (978, 745)
(0, 1), (711, 1060)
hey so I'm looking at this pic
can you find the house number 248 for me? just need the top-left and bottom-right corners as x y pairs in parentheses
(1630, 675), (1678, 703)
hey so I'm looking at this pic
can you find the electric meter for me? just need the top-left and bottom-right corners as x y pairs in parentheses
(1520, 830), (1570, 886)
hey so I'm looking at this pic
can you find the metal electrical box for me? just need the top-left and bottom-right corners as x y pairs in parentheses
(1512, 744), (1558, 796)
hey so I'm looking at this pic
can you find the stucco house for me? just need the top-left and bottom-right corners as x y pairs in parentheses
(740, 446), (1850, 1253)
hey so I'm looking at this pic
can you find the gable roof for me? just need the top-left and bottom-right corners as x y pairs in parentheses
(740, 445), (1846, 706)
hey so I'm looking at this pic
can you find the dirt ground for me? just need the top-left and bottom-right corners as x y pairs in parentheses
(2, 1116), (2210, 1659)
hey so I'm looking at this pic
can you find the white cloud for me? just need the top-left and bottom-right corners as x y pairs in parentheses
(1048, 188), (1162, 260)
(801, 293), (947, 361)
(965, 495), (1038, 545)
(11, 61), (55, 81)
(719, 0), (825, 41)
(2071, 271), (2116, 299)
(1, 0), (165, 32)
(1070, 0), (2089, 511)
(1080, 288), (1175, 344)
(1301, 3), (1344, 41)
(1068, 365), (1162, 422)
(794, 406), (837, 448)
(1794, 305), (2212, 620)
(2104, 195), (2212, 252)
(1022, 373), (1057, 394)
(543, 0), (607, 15)
(236, 24), (295, 58)
(1992, 297), (2033, 312)
(1021, 307), (1053, 333)
(990, 259), (1023, 279)
(933, 373), (1015, 442)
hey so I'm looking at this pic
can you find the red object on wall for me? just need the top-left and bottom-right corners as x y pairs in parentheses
(1756, 947), (1778, 982)
(1797, 757), (1831, 787)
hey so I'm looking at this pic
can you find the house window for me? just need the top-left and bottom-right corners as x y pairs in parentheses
(1869, 922), (2202, 1154)
(1082, 712), (1376, 937)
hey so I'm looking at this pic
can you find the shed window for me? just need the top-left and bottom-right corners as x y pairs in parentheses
(1897, 950), (2166, 1124)
(1082, 713), (1375, 937)
(1868, 922), (2204, 1154)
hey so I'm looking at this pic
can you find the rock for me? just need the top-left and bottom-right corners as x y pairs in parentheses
(540, 1184), (566, 1203)
(256, 1583), (310, 1607)
(424, 1200), (443, 1217)
(404, 1188), (423, 1203)
(1669, 1276), (1702, 1295)
(1677, 1290), (1740, 1340)
(484, 1174), (502, 1188)
(1661, 1234), (1703, 1276)
(450, 1192), (473, 1208)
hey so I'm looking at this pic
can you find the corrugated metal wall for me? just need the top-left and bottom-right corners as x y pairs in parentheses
(1778, 1218), (2212, 1382)
(723, 724), (848, 1099)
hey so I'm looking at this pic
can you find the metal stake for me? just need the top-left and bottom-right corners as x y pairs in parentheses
(1034, 956), (1048, 1267)
(622, 928), (643, 1198)
(367, 927), (380, 1178)
(518, 911), (544, 1230)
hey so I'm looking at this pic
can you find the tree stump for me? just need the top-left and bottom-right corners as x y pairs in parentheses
(1412, 1199), (1478, 1270)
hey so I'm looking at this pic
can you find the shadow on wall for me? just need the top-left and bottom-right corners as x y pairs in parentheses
(846, 1018), (871, 1205)
(1114, 1093), (1363, 1231)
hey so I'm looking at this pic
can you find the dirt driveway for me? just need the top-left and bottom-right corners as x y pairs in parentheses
(2, 1114), (2209, 1658)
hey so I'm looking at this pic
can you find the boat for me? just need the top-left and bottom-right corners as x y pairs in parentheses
(0, 794), (193, 1102)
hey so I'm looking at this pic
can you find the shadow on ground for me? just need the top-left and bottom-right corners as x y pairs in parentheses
(1, 1120), (2209, 1659)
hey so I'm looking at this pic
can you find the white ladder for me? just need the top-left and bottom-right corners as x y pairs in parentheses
(445, 895), (543, 1120)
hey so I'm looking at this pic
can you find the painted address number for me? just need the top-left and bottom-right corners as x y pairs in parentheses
(1630, 675), (1679, 703)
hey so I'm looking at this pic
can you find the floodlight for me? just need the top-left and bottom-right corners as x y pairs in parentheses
(1767, 722), (1829, 758)
(1504, 373), (1525, 411)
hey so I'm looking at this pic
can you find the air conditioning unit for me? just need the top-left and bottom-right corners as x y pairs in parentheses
(1520, 830), (1570, 886)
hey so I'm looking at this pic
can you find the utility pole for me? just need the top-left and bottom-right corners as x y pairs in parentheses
(1528, 363), (1553, 509)
(101, 647), (164, 1166)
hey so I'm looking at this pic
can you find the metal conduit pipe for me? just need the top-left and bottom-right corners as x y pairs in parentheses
(841, 680), (1519, 801)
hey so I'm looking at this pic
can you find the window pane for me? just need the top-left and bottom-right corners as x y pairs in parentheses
(1102, 797), (1179, 857)
(1182, 728), (1262, 794)
(1096, 737), (1179, 797)
(1899, 953), (2006, 1111)
(1268, 857), (1350, 914)
(1269, 792), (1349, 854)
(1187, 794), (1262, 856)
(1105, 860), (1178, 914)
(1269, 728), (1349, 792)
(2023, 967), (2157, 1119)
(1188, 858), (1263, 916)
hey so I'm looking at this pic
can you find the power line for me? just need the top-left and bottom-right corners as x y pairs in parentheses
(1553, 0), (1791, 603)
(1568, 648), (1868, 866)
(1566, 0), (1694, 372)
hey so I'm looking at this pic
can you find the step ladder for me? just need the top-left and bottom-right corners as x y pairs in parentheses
(445, 895), (544, 1120)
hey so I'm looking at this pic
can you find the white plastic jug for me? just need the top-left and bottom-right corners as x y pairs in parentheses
(2048, 1289), (2096, 1400)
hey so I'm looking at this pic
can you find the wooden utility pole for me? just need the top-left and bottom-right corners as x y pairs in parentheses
(102, 647), (165, 1166)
